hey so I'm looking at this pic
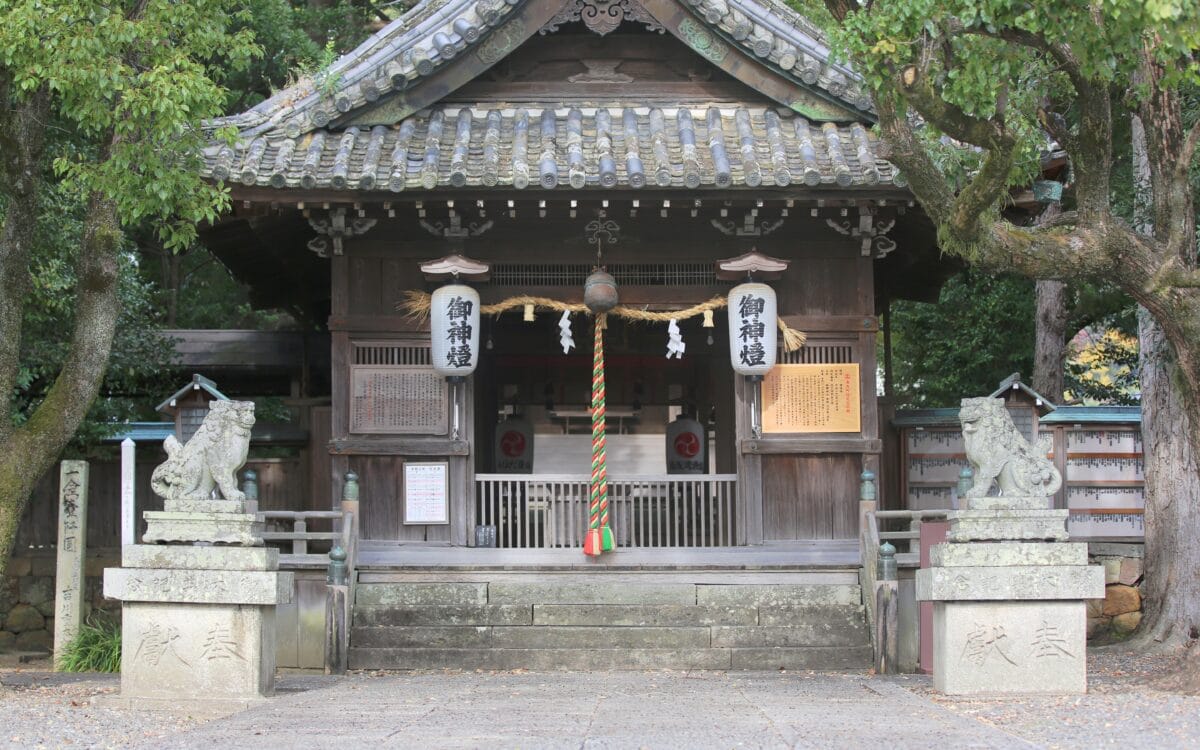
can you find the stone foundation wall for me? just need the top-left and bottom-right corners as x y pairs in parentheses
(0, 550), (120, 654)
(1086, 542), (1143, 642)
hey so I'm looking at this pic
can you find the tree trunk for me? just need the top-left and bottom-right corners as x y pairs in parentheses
(1033, 280), (1069, 403)
(1137, 310), (1200, 643)
(0, 192), (123, 575)
(1126, 116), (1200, 688)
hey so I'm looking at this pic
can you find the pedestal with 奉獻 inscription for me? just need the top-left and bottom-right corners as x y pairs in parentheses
(916, 397), (1105, 694)
(103, 401), (292, 712)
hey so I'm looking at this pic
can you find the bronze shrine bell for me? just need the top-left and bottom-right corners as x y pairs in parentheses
(584, 268), (619, 313)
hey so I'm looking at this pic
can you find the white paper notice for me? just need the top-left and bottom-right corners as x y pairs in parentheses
(404, 463), (449, 525)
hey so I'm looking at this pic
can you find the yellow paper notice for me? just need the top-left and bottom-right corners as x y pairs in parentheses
(762, 364), (861, 433)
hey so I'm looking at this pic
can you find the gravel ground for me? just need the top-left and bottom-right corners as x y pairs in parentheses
(0, 670), (202, 749)
(0, 647), (1196, 749)
(906, 647), (1200, 749)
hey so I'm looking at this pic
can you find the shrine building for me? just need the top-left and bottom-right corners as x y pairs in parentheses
(196, 0), (956, 670)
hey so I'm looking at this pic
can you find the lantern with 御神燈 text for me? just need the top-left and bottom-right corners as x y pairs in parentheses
(727, 282), (777, 378)
(431, 284), (480, 379)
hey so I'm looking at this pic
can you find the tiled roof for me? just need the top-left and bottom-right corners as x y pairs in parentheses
(683, 0), (870, 111)
(209, 0), (871, 143)
(203, 104), (901, 192)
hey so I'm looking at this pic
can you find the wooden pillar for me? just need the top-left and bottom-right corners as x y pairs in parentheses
(734, 375), (763, 545)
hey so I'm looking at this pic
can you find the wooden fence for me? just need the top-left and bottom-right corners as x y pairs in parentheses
(474, 473), (738, 549)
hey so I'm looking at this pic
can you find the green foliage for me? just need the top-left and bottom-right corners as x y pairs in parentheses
(56, 615), (121, 673)
(1065, 326), (1140, 405)
(888, 270), (1035, 407)
(799, 0), (1200, 223)
(224, 0), (376, 112)
(0, 0), (262, 250)
(12, 182), (174, 448)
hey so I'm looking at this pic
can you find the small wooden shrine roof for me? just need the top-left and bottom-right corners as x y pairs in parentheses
(154, 373), (228, 415)
(203, 104), (899, 193)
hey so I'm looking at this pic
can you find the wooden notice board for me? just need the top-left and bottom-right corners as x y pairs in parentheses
(762, 364), (861, 433)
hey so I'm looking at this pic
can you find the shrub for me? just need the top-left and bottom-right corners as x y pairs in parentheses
(57, 616), (121, 673)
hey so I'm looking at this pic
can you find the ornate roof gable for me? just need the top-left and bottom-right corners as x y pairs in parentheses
(212, 0), (871, 141)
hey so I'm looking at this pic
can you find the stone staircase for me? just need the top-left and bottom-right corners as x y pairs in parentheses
(349, 571), (871, 670)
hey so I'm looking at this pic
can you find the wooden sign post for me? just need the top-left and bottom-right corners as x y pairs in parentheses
(54, 460), (89, 667)
(120, 438), (136, 547)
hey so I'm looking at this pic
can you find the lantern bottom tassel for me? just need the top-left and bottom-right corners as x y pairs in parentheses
(584, 529), (603, 556)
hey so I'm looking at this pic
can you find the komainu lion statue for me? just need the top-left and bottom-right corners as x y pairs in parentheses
(959, 397), (1060, 498)
(150, 400), (256, 504)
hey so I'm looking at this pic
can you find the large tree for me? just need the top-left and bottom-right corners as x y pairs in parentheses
(0, 1), (258, 574)
(818, 0), (1200, 684)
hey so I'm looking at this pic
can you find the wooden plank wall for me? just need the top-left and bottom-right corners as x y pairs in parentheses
(761, 454), (859, 540)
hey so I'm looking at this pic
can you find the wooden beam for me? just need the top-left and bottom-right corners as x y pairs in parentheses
(740, 438), (883, 454)
(782, 314), (878, 332)
(329, 438), (470, 456)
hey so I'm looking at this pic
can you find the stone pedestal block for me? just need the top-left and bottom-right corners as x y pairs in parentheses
(916, 564), (1105, 601)
(103, 545), (292, 714)
(933, 601), (1087, 694)
(142, 511), (262, 546)
(119, 601), (278, 704)
(947, 509), (1069, 542)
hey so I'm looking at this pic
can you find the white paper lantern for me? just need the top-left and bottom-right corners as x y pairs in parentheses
(431, 284), (480, 378)
(727, 282), (777, 377)
(665, 415), (706, 474)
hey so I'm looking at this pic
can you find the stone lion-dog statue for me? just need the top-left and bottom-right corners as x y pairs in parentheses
(150, 400), (256, 505)
(959, 397), (1060, 498)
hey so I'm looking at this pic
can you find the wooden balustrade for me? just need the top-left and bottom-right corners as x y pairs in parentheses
(474, 474), (739, 549)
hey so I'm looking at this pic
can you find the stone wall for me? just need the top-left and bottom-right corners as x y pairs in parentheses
(1086, 542), (1143, 642)
(0, 550), (120, 654)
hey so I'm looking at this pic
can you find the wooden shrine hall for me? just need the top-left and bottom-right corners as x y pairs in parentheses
(200, 0), (948, 567)
(193, 0), (966, 671)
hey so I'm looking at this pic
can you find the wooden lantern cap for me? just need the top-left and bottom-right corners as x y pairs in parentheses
(421, 254), (491, 282)
(715, 249), (790, 280)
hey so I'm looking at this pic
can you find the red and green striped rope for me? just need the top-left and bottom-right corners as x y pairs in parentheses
(584, 315), (615, 555)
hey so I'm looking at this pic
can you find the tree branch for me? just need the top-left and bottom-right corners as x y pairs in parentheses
(897, 64), (1014, 152)
(870, 85), (956, 226)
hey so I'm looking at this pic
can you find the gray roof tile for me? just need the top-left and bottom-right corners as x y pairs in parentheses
(203, 104), (902, 192)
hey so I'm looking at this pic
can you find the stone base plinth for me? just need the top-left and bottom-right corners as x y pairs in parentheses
(933, 600), (1087, 694)
(104, 544), (292, 707)
(947, 509), (1069, 542)
(118, 601), (279, 703)
(142, 511), (262, 545)
(916, 563), (1105, 601)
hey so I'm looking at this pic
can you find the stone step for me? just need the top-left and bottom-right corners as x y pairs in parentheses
(354, 605), (532, 627)
(351, 625), (713, 649)
(353, 581), (863, 608)
(532, 604), (757, 626)
(696, 584), (861, 607)
(347, 646), (871, 671)
(355, 582), (487, 607)
(486, 581), (697, 605)
(710, 623), (867, 648)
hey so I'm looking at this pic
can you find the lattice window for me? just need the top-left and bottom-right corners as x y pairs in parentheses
(490, 262), (716, 287)
(779, 342), (856, 364)
(353, 340), (432, 366)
